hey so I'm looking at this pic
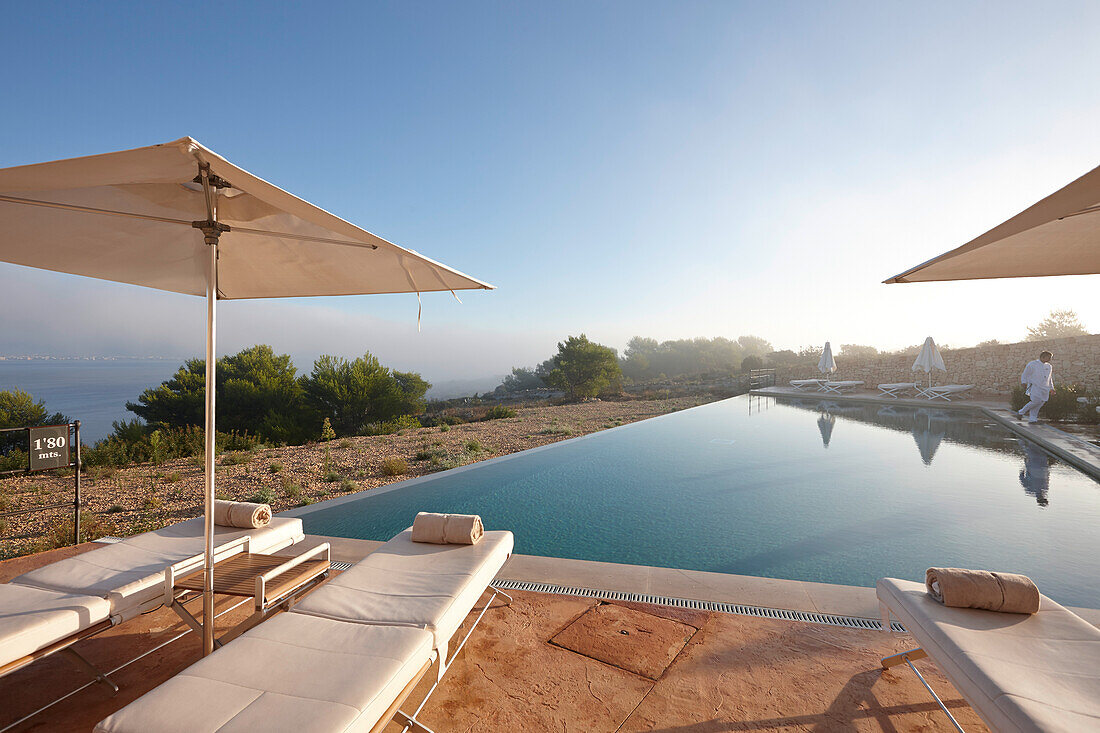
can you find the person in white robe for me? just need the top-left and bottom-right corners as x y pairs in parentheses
(1017, 350), (1054, 423)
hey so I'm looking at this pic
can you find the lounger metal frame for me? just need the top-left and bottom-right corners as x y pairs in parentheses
(0, 617), (118, 689)
(879, 607), (966, 733)
(820, 381), (863, 395)
(877, 383), (918, 399)
(789, 379), (825, 392)
(923, 385), (974, 402)
(0, 532), (305, 730)
(0, 593), (257, 733)
(395, 584), (514, 733)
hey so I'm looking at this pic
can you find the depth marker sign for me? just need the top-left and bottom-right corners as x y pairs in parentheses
(29, 425), (70, 471)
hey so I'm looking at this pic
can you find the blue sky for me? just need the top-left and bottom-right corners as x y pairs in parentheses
(2, 1), (1099, 382)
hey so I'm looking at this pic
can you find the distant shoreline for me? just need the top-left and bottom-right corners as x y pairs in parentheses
(0, 356), (183, 361)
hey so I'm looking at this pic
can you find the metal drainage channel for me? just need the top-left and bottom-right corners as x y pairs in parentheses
(490, 579), (906, 633)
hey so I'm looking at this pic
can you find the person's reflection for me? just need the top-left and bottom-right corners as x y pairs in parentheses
(1019, 441), (1051, 507)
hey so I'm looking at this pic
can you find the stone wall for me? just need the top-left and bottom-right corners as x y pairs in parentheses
(777, 334), (1100, 394)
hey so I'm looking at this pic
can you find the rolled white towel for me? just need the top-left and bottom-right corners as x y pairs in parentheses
(411, 512), (484, 545)
(213, 500), (271, 529)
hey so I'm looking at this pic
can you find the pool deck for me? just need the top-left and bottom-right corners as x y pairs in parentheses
(3, 536), (1096, 731)
(750, 385), (1100, 481)
(0, 539), (997, 733)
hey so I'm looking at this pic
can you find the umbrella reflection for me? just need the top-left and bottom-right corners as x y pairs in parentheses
(1019, 442), (1051, 507)
(912, 409), (946, 466)
(817, 412), (835, 448)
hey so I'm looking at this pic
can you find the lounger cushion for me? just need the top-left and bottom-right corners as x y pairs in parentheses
(12, 517), (303, 618)
(94, 613), (433, 733)
(291, 529), (513, 654)
(878, 578), (1100, 733)
(0, 583), (110, 664)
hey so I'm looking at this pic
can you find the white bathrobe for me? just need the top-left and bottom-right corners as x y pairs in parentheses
(1021, 359), (1053, 401)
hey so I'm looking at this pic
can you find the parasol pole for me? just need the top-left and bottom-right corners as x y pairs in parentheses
(194, 163), (229, 656)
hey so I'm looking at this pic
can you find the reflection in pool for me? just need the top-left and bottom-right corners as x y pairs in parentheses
(301, 396), (1100, 607)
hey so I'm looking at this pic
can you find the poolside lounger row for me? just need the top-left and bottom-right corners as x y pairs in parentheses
(790, 379), (865, 394)
(95, 527), (515, 733)
(877, 578), (1100, 732)
(0, 516), (304, 684)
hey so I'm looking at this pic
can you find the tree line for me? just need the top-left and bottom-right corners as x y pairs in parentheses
(496, 334), (786, 397)
(127, 345), (429, 444)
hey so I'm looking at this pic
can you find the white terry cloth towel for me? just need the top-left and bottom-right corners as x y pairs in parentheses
(213, 500), (272, 529)
(410, 512), (484, 544)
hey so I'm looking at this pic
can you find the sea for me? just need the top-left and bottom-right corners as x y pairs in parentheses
(0, 359), (182, 442)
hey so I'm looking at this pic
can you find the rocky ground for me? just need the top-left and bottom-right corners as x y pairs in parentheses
(0, 396), (717, 558)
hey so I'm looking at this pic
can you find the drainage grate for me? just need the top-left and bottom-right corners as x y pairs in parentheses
(490, 579), (905, 633)
(329, 561), (354, 571)
(94, 536), (125, 544)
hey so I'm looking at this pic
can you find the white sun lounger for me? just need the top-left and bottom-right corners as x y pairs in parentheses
(923, 384), (974, 402)
(0, 516), (303, 687)
(877, 382), (919, 398)
(821, 380), (864, 394)
(877, 578), (1100, 732)
(94, 527), (515, 733)
(789, 379), (825, 391)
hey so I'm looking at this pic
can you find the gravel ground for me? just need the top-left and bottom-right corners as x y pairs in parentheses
(0, 396), (716, 558)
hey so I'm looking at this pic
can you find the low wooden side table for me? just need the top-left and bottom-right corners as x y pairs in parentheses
(164, 536), (331, 649)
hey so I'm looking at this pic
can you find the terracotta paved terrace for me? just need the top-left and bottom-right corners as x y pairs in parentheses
(0, 543), (991, 733)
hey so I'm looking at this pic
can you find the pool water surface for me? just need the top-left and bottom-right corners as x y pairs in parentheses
(299, 396), (1100, 607)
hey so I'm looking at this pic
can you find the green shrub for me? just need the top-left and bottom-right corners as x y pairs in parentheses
(164, 471), (182, 483)
(414, 448), (438, 461)
(221, 451), (252, 466)
(0, 448), (27, 473)
(1012, 384), (1095, 421)
(320, 417), (336, 442)
(381, 458), (407, 476)
(440, 424), (449, 432)
(281, 478), (302, 499)
(339, 477), (357, 492)
(107, 504), (125, 513)
(39, 511), (113, 549)
(463, 440), (482, 454)
(322, 468), (341, 483)
(1010, 386), (1028, 411)
(269, 461), (283, 474)
(247, 486), (277, 505)
(142, 494), (161, 510)
(337, 438), (353, 449)
(483, 405), (516, 420)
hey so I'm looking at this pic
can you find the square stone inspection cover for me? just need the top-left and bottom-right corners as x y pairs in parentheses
(550, 603), (696, 680)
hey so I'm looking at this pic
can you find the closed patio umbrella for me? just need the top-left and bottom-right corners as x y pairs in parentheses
(885, 163), (1100, 283)
(912, 336), (946, 390)
(818, 342), (837, 377)
(0, 137), (493, 655)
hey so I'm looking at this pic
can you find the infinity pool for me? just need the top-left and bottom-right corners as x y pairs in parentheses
(299, 396), (1100, 607)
